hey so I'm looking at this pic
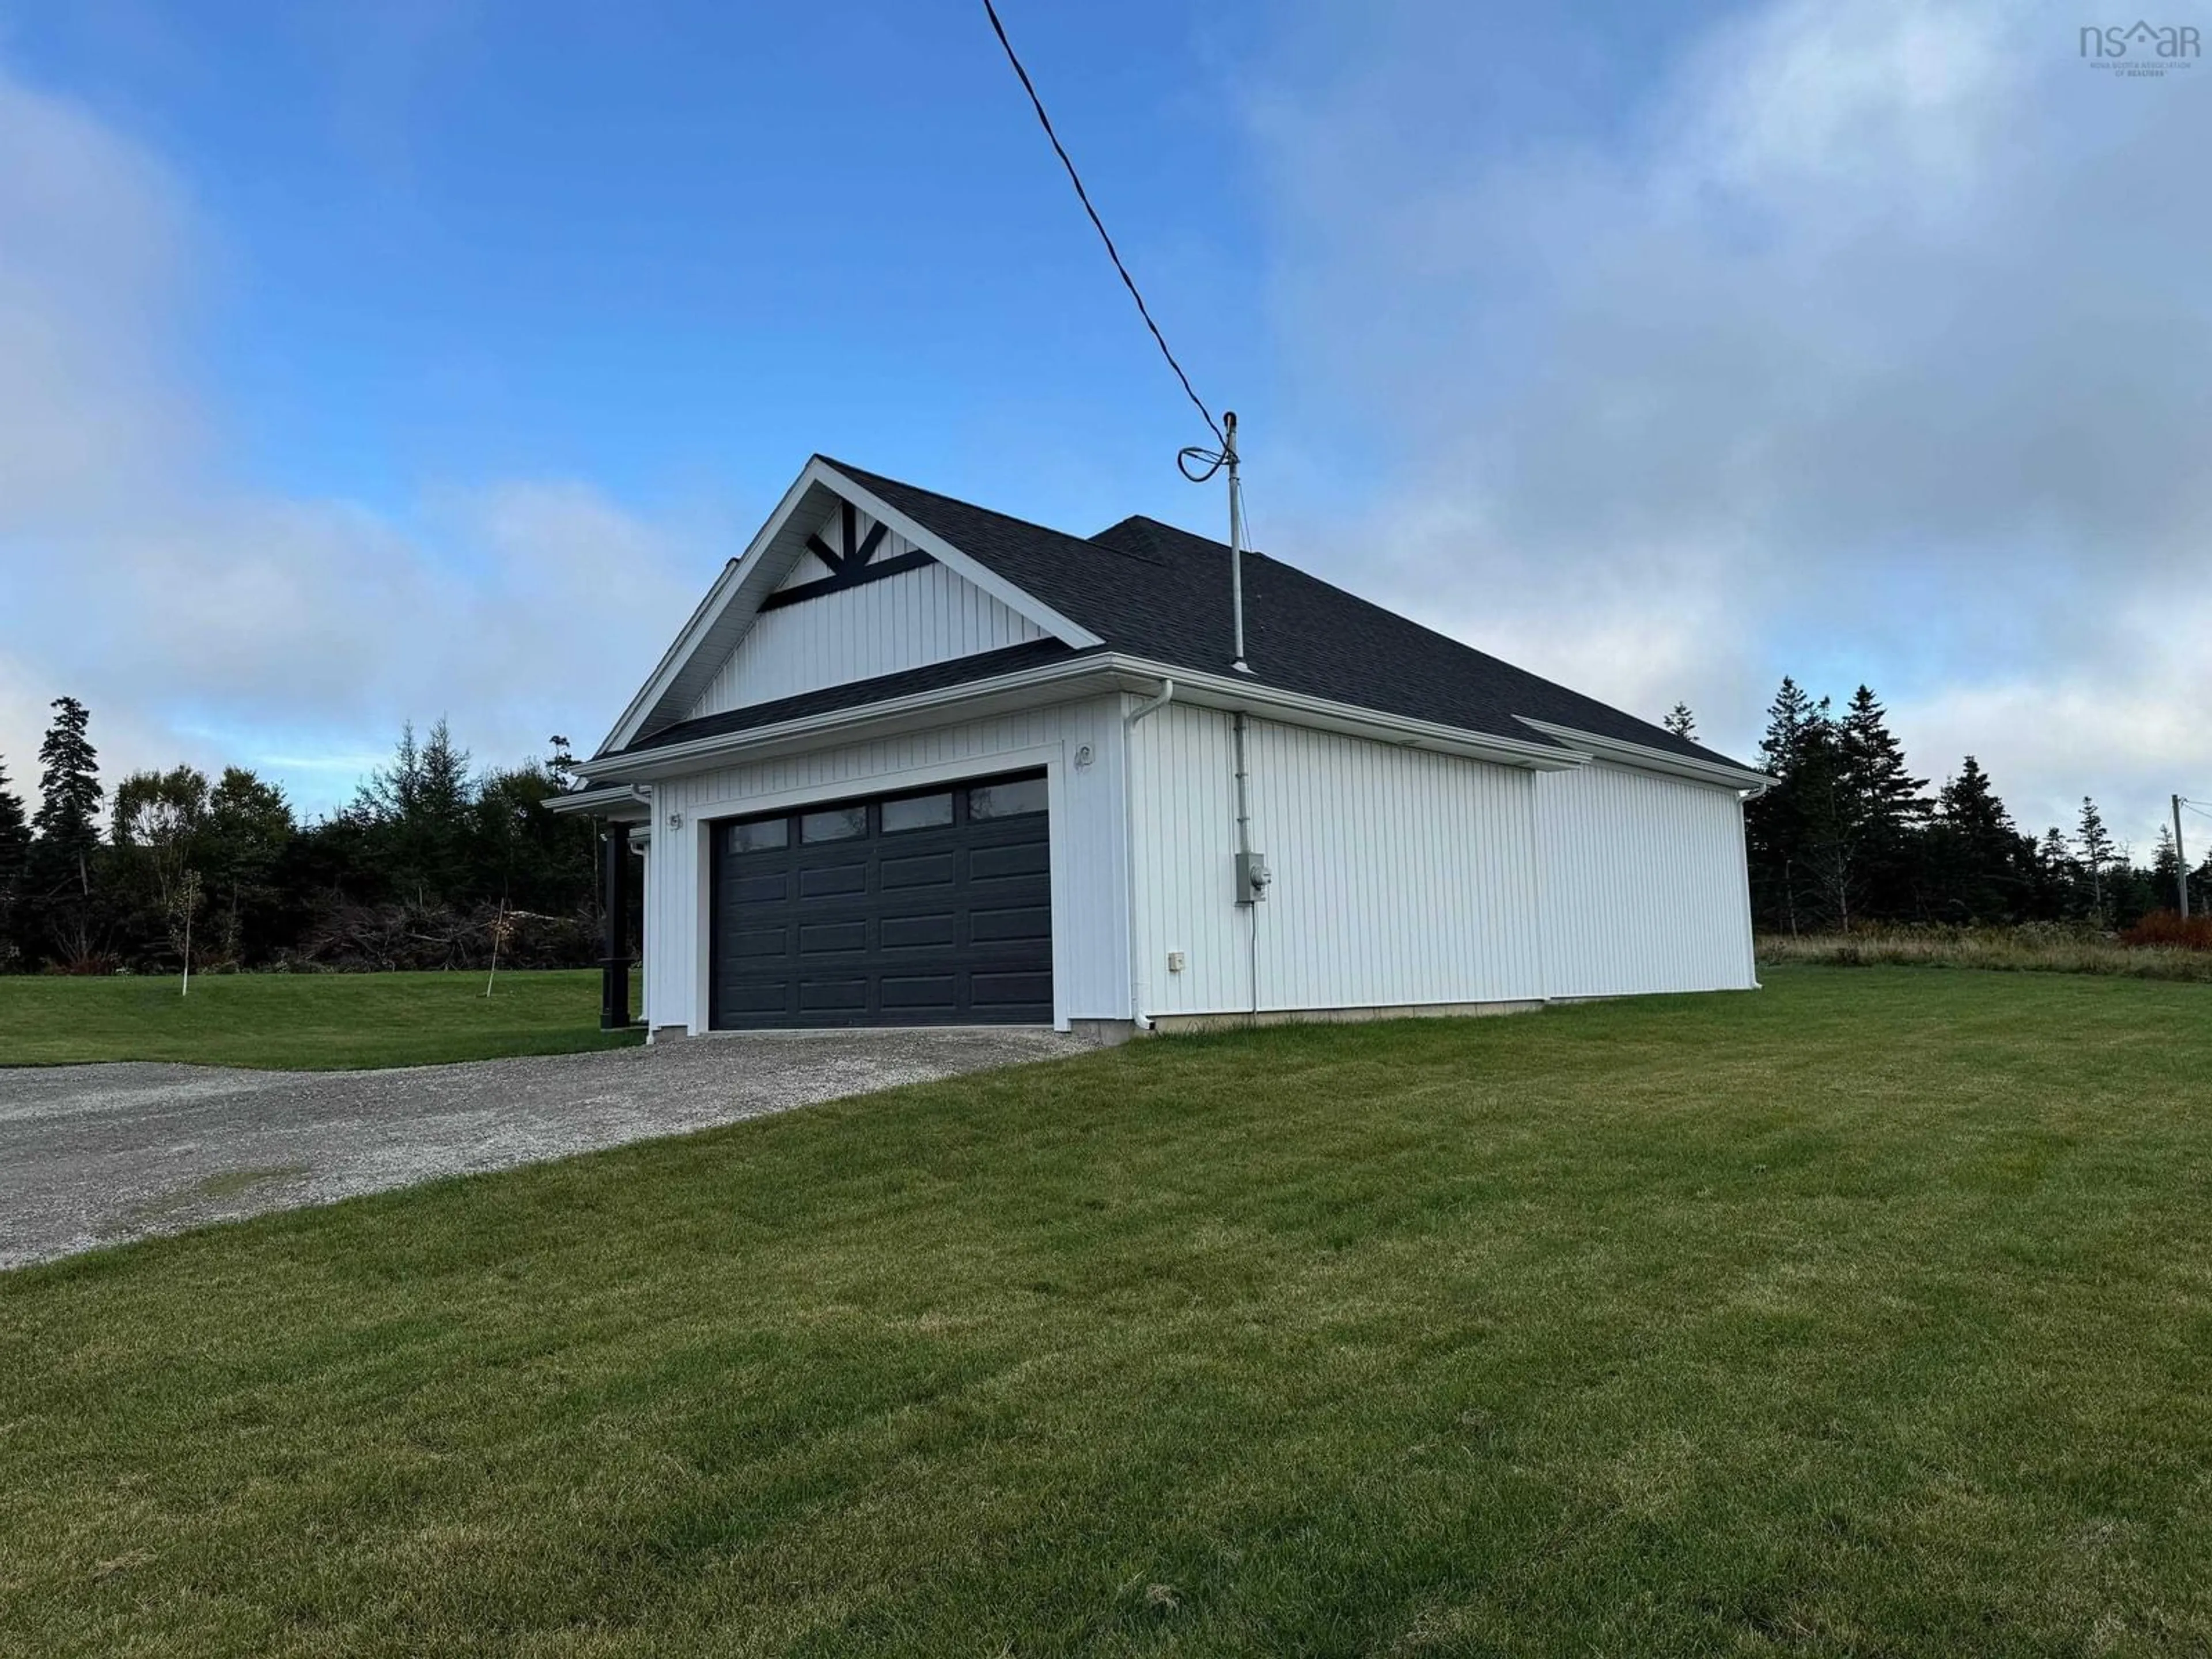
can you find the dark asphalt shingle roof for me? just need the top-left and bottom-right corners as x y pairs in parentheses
(817, 459), (1756, 772)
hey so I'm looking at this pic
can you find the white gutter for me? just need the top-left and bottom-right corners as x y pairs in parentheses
(1121, 678), (1175, 1031)
(544, 782), (654, 818)
(1156, 662), (1581, 770)
(1514, 719), (1776, 794)
(582, 653), (1588, 784)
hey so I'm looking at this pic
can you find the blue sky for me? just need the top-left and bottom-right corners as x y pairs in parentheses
(2, 0), (2207, 849)
(9, 0), (1274, 525)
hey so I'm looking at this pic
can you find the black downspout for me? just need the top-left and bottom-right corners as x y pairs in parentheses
(600, 823), (632, 1030)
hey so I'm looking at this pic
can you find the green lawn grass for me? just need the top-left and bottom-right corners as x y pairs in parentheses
(0, 969), (643, 1070)
(5, 967), (2211, 1655)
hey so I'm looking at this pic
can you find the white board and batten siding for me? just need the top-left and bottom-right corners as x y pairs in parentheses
(1533, 760), (1758, 998)
(639, 696), (1131, 1034)
(1127, 704), (1756, 1018)
(1129, 704), (1549, 1017)
(685, 517), (1046, 721)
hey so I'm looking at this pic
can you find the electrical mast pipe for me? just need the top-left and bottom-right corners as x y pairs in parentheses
(1226, 410), (1248, 675)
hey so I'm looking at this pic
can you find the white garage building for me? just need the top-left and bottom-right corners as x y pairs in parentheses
(556, 456), (1768, 1038)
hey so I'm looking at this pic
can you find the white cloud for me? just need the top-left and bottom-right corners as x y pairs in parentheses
(0, 56), (197, 531)
(1891, 590), (2212, 844)
(0, 58), (701, 817)
(1248, 0), (2212, 844)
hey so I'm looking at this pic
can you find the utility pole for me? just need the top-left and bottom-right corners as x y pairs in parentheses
(2177, 795), (2192, 919)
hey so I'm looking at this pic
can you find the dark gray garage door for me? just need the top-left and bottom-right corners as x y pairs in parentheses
(711, 771), (1052, 1028)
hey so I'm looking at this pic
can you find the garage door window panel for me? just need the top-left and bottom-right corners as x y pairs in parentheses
(968, 777), (1047, 820)
(882, 792), (954, 832)
(729, 817), (789, 853)
(802, 806), (868, 843)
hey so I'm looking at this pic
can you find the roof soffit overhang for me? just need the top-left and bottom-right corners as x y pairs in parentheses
(542, 782), (654, 820)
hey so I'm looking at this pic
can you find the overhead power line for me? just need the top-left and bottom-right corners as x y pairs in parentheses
(980, 0), (1225, 448)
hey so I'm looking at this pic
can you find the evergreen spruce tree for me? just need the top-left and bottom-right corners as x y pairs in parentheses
(354, 718), (477, 904)
(0, 759), (28, 890)
(2033, 827), (2075, 920)
(29, 697), (103, 895)
(355, 721), (424, 825)
(1794, 710), (1857, 929)
(1662, 702), (1697, 741)
(2152, 825), (2184, 914)
(1746, 679), (1818, 932)
(1745, 679), (1854, 930)
(1757, 678), (1820, 770)
(2077, 798), (2116, 925)
(547, 736), (581, 794)
(1838, 686), (1929, 919)
(2105, 844), (2156, 929)
(0, 757), (29, 967)
(415, 717), (475, 901)
(418, 718), (471, 819)
(1930, 756), (2019, 922)
(25, 698), (106, 964)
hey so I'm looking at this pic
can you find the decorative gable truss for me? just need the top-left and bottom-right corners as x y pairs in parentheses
(762, 499), (936, 611)
(682, 502), (1051, 722)
(596, 457), (1100, 756)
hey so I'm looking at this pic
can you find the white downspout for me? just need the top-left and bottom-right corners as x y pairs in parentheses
(1122, 679), (1175, 1031)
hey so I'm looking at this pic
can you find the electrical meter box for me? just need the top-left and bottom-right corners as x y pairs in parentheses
(1235, 850), (1271, 905)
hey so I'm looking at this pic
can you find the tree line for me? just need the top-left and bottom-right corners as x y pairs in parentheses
(1726, 680), (2203, 934)
(0, 698), (630, 974)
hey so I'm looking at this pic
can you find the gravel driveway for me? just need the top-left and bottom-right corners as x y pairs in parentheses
(0, 1029), (1094, 1271)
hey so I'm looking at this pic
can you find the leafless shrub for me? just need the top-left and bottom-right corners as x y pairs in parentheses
(298, 899), (599, 972)
(2121, 911), (2212, 952)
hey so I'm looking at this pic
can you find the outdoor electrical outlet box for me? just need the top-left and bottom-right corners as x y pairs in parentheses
(1167, 950), (1185, 974)
(1236, 851), (1271, 905)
